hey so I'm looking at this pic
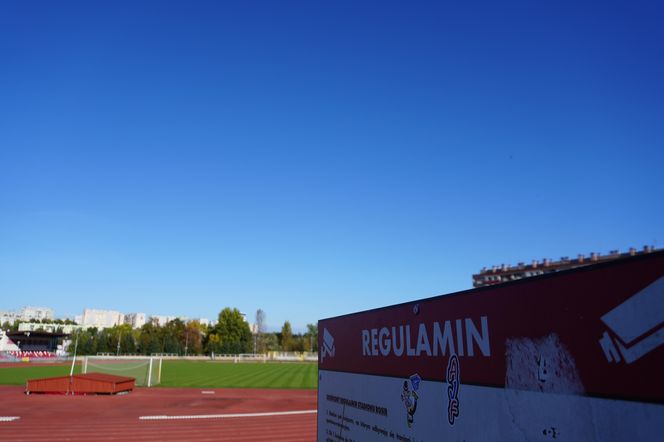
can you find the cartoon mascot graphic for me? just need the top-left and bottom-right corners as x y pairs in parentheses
(401, 375), (420, 427)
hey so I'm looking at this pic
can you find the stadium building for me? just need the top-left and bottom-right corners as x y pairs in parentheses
(5, 330), (67, 352)
(1, 330), (68, 360)
(18, 322), (84, 334)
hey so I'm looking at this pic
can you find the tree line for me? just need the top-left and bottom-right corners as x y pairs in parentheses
(3, 307), (318, 356)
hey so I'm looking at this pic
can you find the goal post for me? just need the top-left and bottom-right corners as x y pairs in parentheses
(82, 356), (162, 387)
(235, 353), (267, 363)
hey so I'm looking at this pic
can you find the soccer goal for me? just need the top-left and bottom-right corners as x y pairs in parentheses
(82, 356), (162, 387)
(235, 353), (267, 363)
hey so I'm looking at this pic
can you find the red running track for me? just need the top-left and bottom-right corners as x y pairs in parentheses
(0, 386), (317, 441)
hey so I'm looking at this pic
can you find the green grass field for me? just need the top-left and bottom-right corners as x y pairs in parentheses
(0, 360), (318, 389)
(161, 361), (317, 389)
(0, 364), (76, 385)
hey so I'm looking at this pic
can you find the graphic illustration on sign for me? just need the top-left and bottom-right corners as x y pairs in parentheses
(401, 374), (420, 428)
(321, 328), (335, 362)
(446, 354), (460, 425)
(505, 334), (583, 395)
(536, 354), (549, 383)
(599, 276), (664, 364)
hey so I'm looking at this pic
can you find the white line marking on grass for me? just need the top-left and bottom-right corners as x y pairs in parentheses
(0, 417), (20, 422)
(139, 409), (317, 421)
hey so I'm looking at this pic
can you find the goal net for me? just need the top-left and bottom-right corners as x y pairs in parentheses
(82, 356), (162, 387)
(235, 353), (267, 363)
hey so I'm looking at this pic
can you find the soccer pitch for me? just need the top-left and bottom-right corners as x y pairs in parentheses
(161, 361), (317, 389)
(0, 360), (318, 389)
(0, 364), (75, 385)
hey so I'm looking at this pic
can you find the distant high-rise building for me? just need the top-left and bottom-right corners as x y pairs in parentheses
(0, 310), (20, 325)
(472, 246), (658, 288)
(20, 306), (54, 321)
(124, 313), (147, 329)
(1, 306), (53, 325)
(81, 309), (123, 328)
(150, 315), (187, 327)
(197, 318), (212, 327)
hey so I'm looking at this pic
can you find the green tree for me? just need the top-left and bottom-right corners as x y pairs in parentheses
(305, 323), (318, 352)
(69, 328), (102, 356)
(96, 329), (111, 354)
(122, 324), (137, 354)
(184, 320), (204, 355)
(255, 309), (266, 353)
(162, 319), (186, 354)
(108, 324), (134, 355)
(262, 332), (280, 351)
(204, 332), (223, 355)
(79, 328), (99, 355)
(214, 307), (252, 354)
(291, 333), (305, 352)
(138, 322), (162, 355)
(280, 321), (293, 351)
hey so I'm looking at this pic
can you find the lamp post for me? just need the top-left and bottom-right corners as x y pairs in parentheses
(69, 332), (79, 376)
(116, 331), (121, 356)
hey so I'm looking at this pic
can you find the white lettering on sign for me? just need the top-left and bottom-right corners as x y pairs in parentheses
(379, 327), (390, 356)
(362, 316), (490, 358)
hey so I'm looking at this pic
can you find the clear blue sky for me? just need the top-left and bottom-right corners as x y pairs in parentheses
(1, 1), (662, 332)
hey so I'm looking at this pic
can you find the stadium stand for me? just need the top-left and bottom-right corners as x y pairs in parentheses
(6, 350), (57, 360)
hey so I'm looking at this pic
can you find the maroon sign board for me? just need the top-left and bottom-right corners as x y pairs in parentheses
(317, 251), (664, 441)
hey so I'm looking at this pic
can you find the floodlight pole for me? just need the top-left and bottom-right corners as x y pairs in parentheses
(69, 332), (79, 376)
(116, 331), (121, 356)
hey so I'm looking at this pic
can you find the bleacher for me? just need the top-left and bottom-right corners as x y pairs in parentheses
(6, 350), (57, 360)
